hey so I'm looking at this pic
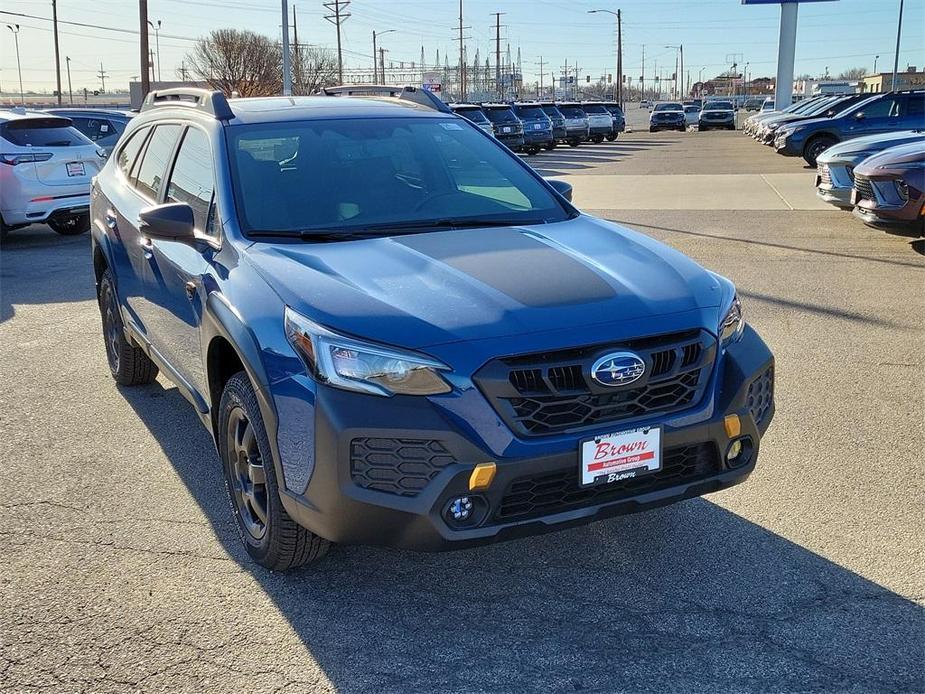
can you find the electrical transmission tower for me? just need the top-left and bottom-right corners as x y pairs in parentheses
(323, 0), (351, 84)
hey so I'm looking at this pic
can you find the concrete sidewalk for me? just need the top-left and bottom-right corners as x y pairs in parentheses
(564, 173), (832, 211)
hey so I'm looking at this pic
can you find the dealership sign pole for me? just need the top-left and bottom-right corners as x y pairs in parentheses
(742, 0), (837, 110)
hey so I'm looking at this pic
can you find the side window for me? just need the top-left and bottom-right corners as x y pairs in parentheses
(858, 98), (896, 119)
(134, 124), (181, 200)
(116, 126), (150, 179)
(166, 127), (216, 235)
(902, 95), (925, 118)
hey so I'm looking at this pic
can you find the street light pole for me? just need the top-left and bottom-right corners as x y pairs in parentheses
(891, 0), (904, 91)
(147, 19), (162, 82)
(6, 25), (23, 105)
(52, 0), (62, 105)
(372, 29), (396, 84)
(66, 55), (73, 104)
(588, 9), (622, 106)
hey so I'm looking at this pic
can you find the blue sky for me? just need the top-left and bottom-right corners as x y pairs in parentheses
(2, 0), (923, 92)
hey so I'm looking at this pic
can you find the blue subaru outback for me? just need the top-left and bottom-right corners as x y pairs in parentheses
(90, 86), (774, 570)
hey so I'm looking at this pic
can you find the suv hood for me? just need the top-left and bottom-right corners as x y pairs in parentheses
(246, 216), (725, 349)
(854, 140), (925, 175)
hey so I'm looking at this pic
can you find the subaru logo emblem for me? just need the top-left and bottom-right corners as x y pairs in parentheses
(591, 352), (646, 387)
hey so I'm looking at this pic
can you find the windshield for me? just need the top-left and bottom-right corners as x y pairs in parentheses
(558, 106), (586, 118)
(227, 117), (571, 237)
(455, 107), (489, 124)
(653, 103), (683, 112)
(483, 108), (519, 124)
(515, 106), (548, 119)
(706, 101), (734, 110)
(582, 104), (608, 114)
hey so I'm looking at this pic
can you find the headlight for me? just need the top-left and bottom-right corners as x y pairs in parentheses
(719, 295), (745, 346)
(284, 307), (452, 397)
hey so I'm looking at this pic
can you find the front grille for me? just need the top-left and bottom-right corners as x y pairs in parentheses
(350, 438), (455, 496)
(474, 330), (716, 437)
(496, 443), (721, 521)
(818, 163), (832, 186)
(854, 174), (876, 201)
(747, 366), (774, 427)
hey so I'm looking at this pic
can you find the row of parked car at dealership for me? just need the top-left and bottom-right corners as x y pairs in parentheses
(449, 101), (626, 153)
(743, 89), (925, 235)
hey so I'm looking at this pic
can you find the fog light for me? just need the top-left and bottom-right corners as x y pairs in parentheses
(727, 440), (743, 461)
(447, 496), (473, 522)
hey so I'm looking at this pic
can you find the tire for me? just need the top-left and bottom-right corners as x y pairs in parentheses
(48, 212), (90, 236)
(649, 127), (657, 133)
(98, 268), (159, 386)
(803, 135), (837, 167)
(544, 141), (556, 150)
(568, 139), (580, 147)
(219, 371), (330, 570)
(605, 133), (617, 142)
(592, 135), (604, 143)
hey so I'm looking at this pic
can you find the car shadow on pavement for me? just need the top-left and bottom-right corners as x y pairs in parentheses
(120, 381), (924, 693)
(0, 226), (95, 324)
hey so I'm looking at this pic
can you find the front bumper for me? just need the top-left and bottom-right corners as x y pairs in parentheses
(774, 135), (802, 156)
(853, 202), (925, 232)
(650, 119), (685, 130)
(277, 325), (775, 551)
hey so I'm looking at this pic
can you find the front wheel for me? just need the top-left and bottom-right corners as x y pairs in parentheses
(545, 141), (556, 150)
(48, 213), (90, 236)
(592, 135), (604, 143)
(803, 135), (837, 167)
(568, 139), (580, 147)
(220, 372), (330, 570)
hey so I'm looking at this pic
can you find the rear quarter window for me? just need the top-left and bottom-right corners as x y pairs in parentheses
(115, 126), (151, 179)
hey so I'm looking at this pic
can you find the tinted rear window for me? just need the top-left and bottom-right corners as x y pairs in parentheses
(454, 108), (489, 124)
(515, 106), (547, 119)
(582, 104), (608, 114)
(541, 106), (564, 119)
(484, 108), (519, 123)
(654, 103), (683, 112)
(0, 118), (91, 147)
(559, 106), (586, 118)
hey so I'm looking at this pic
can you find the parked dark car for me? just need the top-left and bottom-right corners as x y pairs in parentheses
(481, 103), (525, 151)
(816, 130), (925, 208)
(774, 90), (925, 166)
(448, 103), (495, 136)
(538, 102), (567, 147)
(44, 108), (133, 156)
(650, 103), (686, 132)
(698, 100), (736, 131)
(556, 102), (591, 146)
(513, 103), (554, 154)
(602, 102), (625, 140)
(759, 94), (868, 145)
(852, 140), (925, 235)
(89, 85), (774, 570)
(744, 98), (766, 112)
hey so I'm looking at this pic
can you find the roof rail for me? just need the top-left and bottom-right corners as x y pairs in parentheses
(141, 88), (235, 121)
(321, 84), (452, 113)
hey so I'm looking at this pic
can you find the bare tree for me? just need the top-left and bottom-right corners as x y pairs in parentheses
(837, 67), (867, 80)
(293, 46), (338, 95)
(185, 29), (281, 97)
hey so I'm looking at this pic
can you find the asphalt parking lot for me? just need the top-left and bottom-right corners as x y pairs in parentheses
(2, 129), (923, 693)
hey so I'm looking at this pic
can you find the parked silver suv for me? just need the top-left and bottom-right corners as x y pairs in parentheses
(0, 110), (104, 239)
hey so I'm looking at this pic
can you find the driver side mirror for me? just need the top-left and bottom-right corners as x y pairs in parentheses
(546, 179), (573, 202)
(139, 202), (196, 243)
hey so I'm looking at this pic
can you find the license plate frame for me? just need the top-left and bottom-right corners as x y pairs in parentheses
(579, 426), (662, 488)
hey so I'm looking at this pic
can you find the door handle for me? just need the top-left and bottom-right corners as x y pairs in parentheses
(104, 210), (118, 230)
(185, 281), (197, 300)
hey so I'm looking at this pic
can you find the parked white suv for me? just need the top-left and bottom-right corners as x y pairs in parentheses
(0, 109), (105, 239)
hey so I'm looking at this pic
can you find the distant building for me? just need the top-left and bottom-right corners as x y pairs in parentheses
(858, 69), (925, 93)
(794, 79), (859, 97)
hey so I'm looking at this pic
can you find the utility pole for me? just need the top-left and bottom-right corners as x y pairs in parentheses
(97, 63), (108, 93)
(292, 5), (300, 90)
(493, 12), (504, 100)
(65, 55), (73, 104)
(281, 0), (291, 94)
(536, 56), (546, 100)
(679, 44), (684, 99)
(139, 0), (150, 98)
(52, 0), (62, 105)
(379, 47), (387, 85)
(372, 31), (378, 83)
(456, 0), (466, 100)
(6, 25), (23, 105)
(179, 61), (190, 81)
(641, 44), (645, 101)
(561, 59), (568, 100)
(147, 19), (162, 82)
(323, 0), (351, 85)
(891, 0), (904, 91)
(574, 60), (580, 99)
(616, 9), (623, 105)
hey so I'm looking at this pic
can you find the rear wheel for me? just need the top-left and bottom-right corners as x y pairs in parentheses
(545, 141), (556, 150)
(48, 212), (90, 236)
(592, 135), (604, 143)
(568, 139), (580, 147)
(605, 133), (617, 142)
(803, 135), (837, 167)
(219, 372), (330, 570)
(98, 269), (158, 386)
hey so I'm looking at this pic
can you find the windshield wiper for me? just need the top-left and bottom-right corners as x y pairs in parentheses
(358, 217), (541, 233)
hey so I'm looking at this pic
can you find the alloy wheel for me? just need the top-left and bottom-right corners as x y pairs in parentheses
(226, 406), (269, 540)
(103, 285), (121, 374)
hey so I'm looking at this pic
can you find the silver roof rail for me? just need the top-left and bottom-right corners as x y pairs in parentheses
(141, 88), (234, 121)
(321, 85), (452, 114)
